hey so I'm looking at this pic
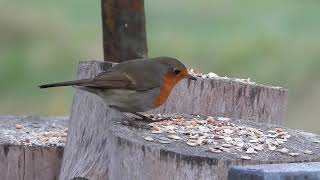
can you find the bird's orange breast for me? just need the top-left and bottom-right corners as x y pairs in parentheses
(153, 69), (188, 108)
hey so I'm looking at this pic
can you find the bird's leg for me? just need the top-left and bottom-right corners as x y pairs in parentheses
(132, 112), (154, 122)
(132, 112), (170, 122)
(108, 106), (152, 128)
(108, 106), (148, 121)
(109, 105), (168, 126)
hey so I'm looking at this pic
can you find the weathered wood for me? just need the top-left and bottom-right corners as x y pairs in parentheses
(59, 61), (293, 180)
(60, 61), (118, 180)
(0, 116), (67, 180)
(151, 77), (287, 125)
(101, 0), (147, 62)
(61, 114), (320, 180)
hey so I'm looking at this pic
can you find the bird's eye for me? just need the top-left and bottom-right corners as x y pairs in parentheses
(173, 68), (181, 75)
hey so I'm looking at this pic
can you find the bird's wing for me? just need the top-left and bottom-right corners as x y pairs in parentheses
(78, 71), (138, 89)
(39, 71), (139, 89)
(88, 67), (163, 90)
(39, 59), (162, 90)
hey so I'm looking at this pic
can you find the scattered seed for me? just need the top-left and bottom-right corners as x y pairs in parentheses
(217, 117), (231, 121)
(186, 141), (197, 147)
(220, 147), (231, 153)
(31, 124), (40, 128)
(268, 146), (276, 151)
(224, 137), (233, 142)
(253, 145), (264, 151)
(144, 136), (154, 142)
(289, 153), (299, 157)
(224, 129), (233, 134)
(144, 114), (300, 158)
(167, 134), (181, 140)
(165, 125), (175, 130)
(151, 130), (163, 134)
(241, 156), (251, 160)
(267, 134), (278, 138)
(304, 150), (313, 155)
(214, 135), (224, 139)
(222, 143), (232, 148)
(268, 130), (277, 134)
(246, 147), (256, 154)
(158, 140), (171, 144)
(277, 148), (289, 154)
(275, 128), (284, 133)
(15, 124), (23, 129)
(209, 147), (222, 153)
(249, 139), (259, 143)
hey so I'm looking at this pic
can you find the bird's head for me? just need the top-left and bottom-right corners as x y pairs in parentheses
(152, 56), (197, 81)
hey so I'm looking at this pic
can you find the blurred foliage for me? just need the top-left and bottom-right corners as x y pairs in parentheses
(0, 0), (319, 133)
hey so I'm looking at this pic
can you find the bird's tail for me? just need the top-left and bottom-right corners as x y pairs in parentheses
(39, 79), (91, 89)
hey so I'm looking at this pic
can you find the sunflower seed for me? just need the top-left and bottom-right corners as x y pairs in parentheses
(277, 148), (289, 154)
(167, 134), (181, 140)
(209, 147), (222, 153)
(186, 141), (197, 147)
(151, 130), (163, 134)
(246, 148), (256, 154)
(158, 140), (171, 144)
(15, 124), (23, 129)
(144, 136), (154, 142)
(241, 156), (251, 160)
(253, 145), (264, 151)
(224, 129), (234, 134)
(268, 146), (276, 151)
(304, 150), (313, 155)
(289, 153), (299, 157)
(222, 143), (232, 148)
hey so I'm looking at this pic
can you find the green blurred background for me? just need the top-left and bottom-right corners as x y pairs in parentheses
(0, 0), (319, 133)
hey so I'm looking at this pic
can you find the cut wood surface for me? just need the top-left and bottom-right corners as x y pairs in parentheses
(59, 61), (298, 180)
(0, 116), (67, 180)
(1, 115), (319, 180)
(61, 114), (320, 180)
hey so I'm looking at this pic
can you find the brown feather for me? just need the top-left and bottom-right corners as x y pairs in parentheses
(39, 79), (91, 89)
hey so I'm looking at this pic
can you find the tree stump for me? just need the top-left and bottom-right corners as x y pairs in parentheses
(0, 115), (67, 180)
(61, 112), (320, 180)
(150, 76), (287, 125)
(59, 61), (294, 180)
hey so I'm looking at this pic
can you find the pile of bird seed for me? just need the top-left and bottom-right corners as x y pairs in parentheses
(143, 114), (318, 160)
(188, 69), (257, 85)
(0, 116), (68, 147)
(189, 69), (284, 90)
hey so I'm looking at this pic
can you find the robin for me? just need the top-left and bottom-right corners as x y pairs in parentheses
(39, 56), (197, 121)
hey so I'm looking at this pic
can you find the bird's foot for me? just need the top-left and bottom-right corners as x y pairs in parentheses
(132, 113), (170, 123)
(121, 113), (170, 129)
(132, 112), (154, 122)
(122, 119), (151, 129)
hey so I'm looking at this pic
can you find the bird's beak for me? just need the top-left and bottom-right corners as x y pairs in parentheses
(188, 74), (197, 81)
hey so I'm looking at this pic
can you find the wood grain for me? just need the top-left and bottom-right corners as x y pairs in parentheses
(151, 77), (287, 125)
(0, 116), (66, 180)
